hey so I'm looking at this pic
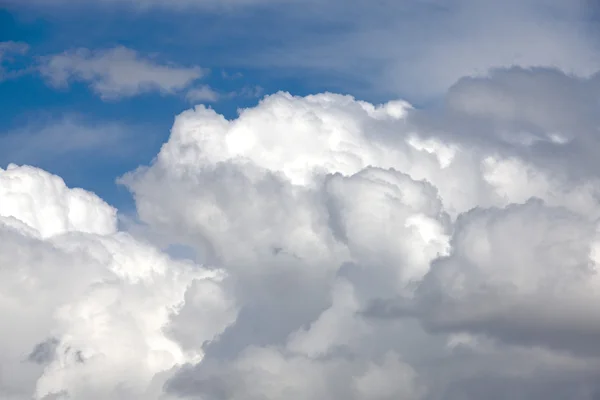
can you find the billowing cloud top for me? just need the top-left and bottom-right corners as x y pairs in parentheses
(5, 67), (600, 399)
(0, 164), (236, 400)
(0, 164), (117, 237)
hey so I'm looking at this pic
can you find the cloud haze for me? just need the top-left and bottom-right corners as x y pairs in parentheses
(0, 41), (29, 81)
(242, 0), (599, 99)
(8, 0), (599, 99)
(0, 117), (136, 163)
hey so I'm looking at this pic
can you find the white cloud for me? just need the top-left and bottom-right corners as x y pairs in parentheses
(185, 85), (219, 103)
(119, 75), (600, 399)
(0, 164), (236, 399)
(414, 199), (600, 355)
(39, 46), (206, 100)
(7, 65), (600, 399)
(0, 164), (117, 238)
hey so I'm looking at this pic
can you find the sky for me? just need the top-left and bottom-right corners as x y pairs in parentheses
(2, 1), (600, 399)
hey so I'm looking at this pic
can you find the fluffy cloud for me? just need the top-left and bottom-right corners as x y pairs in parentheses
(119, 72), (600, 399)
(0, 164), (235, 399)
(6, 65), (600, 399)
(414, 199), (600, 354)
(39, 46), (206, 100)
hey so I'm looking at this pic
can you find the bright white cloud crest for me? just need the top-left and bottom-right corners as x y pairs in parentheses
(0, 164), (117, 238)
(0, 165), (235, 400)
(5, 68), (600, 399)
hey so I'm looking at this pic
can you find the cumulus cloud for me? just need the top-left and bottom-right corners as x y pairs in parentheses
(117, 71), (600, 399)
(0, 164), (236, 399)
(6, 65), (600, 399)
(39, 46), (207, 100)
(414, 199), (600, 355)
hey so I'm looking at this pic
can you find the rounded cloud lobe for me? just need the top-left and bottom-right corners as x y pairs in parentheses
(6, 67), (600, 399)
(0, 165), (235, 400)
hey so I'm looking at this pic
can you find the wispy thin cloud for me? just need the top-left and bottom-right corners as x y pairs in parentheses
(186, 85), (220, 103)
(0, 41), (30, 81)
(0, 116), (142, 166)
(185, 84), (264, 104)
(2, 0), (298, 11)
(11, 1), (597, 101)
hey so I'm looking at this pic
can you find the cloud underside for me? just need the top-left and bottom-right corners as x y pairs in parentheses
(5, 66), (600, 399)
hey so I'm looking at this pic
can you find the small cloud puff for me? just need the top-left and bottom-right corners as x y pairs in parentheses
(38, 46), (206, 100)
(185, 84), (220, 103)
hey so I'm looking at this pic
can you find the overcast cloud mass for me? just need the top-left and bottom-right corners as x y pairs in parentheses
(3, 0), (600, 399)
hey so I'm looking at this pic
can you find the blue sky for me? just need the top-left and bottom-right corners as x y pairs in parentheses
(1, 0), (599, 211)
